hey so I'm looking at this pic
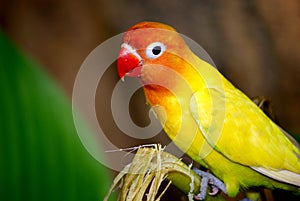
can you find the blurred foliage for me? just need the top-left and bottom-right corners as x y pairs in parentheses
(0, 30), (113, 201)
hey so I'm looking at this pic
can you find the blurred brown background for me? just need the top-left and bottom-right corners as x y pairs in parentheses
(1, 0), (300, 168)
(1, 0), (300, 200)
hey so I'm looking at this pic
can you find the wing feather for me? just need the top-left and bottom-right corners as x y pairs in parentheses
(190, 84), (300, 186)
(252, 166), (300, 186)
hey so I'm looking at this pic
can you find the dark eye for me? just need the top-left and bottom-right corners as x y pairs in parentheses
(145, 42), (166, 59)
(152, 46), (161, 55)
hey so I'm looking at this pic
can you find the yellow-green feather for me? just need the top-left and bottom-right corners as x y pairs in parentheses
(134, 21), (300, 197)
(145, 47), (300, 197)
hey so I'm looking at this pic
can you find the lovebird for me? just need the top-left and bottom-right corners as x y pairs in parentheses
(117, 21), (300, 200)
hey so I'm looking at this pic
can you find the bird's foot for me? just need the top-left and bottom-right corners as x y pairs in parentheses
(193, 167), (227, 200)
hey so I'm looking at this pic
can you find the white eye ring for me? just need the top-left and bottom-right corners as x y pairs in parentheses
(145, 42), (166, 59)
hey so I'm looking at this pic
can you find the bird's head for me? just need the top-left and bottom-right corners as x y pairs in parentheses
(117, 21), (190, 86)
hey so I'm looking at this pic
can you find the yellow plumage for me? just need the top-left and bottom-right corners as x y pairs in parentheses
(117, 21), (300, 197)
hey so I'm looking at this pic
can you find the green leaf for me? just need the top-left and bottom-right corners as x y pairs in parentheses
(0, 30), (114, 201)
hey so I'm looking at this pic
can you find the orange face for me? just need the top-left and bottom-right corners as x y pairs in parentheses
(117, 21), (187, 85)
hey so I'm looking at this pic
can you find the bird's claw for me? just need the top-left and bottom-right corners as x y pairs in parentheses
(208, 185), (219, 195)
(193, 167), (227, 200)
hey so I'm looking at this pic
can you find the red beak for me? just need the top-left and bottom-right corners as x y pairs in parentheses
(117, 45), (142, 80)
